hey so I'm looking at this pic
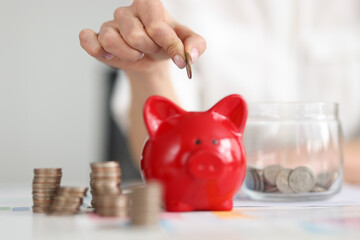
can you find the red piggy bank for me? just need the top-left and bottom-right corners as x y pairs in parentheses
(141, 94), (248, 212)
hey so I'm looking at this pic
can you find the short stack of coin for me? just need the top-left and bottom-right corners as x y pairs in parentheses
(32, 168), (62, 213)
(131, 181), (163, 226)
(245, 165), (339, 194)
(92, 194), (129, 217)
(90, 161), (123, 215)
(48, 187), (87, 215)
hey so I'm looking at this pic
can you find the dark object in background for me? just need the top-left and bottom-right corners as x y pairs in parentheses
(103, 68), (141, 181)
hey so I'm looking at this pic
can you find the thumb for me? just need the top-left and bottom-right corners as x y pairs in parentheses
(145, 21), (186, 69)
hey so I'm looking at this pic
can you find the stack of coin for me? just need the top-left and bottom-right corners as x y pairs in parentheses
(48, 187), (87, 215)
(90, 161), (123, 215)
(32, 168), (62, 213)
(93, 194), (129, 217)
(131, 181), (163, 226)
(245, 165), (338, 194)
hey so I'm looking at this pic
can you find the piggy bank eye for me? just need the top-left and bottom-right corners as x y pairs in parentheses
(212, 139), (219, 145)
(194, 139), (201, 145)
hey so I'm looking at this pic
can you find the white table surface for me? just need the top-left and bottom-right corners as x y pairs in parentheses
(1, 183), (360, 240)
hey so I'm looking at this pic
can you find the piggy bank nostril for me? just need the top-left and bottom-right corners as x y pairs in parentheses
(209, 165), (215, 172)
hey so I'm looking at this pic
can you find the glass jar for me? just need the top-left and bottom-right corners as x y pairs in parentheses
(243, 102), (344, 201)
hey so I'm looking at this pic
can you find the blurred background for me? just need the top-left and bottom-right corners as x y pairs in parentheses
(0, 0), (133, 186)
(1, 0), (359, 186)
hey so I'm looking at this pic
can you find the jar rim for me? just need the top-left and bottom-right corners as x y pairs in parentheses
(247, 102), (339, 120)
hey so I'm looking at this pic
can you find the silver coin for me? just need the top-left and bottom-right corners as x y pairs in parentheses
(311, 185), (327, 193)
(288, 166), (315, 193)
(245, 169), (256, 190)
(275, 169), (294, 193)
(257, 170), (265, 192)
(316, 171), (339, 190)
(263, 165), (283, 186)
(264, 185), (279, 193)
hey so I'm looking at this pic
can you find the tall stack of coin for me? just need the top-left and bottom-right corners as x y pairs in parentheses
(90, 161), (123, 216)
(48, 187), (87, 215)
(131, 181), (163, 226)
(32, 168), (62, 213)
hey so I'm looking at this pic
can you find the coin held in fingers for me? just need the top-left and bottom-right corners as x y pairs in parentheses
(185, 52), (192, 79)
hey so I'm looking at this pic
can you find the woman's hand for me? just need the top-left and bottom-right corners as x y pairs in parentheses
(79, 0), (206, 74)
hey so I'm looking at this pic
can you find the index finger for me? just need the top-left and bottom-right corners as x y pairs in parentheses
(136, 0), (186, 68)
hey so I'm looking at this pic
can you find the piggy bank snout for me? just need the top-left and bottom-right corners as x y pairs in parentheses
(187, 150), (225, 179)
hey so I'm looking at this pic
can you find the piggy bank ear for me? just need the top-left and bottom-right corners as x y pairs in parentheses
(209, 94), (248, 133)
(143, 96), (185, 137)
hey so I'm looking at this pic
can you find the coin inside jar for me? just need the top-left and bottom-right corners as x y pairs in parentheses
(263, 165), (283, 186)
(288, 166), (316, 193)
(275, 169), (294, 193)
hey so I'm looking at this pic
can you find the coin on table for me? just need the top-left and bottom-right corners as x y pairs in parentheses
(275, 168), (294, 193)
(185, 52), (192, 79)
(90, 187), (122, 195)
(50, 203), (81, 210)
(90, 161), (120, 170)
(34, 168), (62, 174)
(53, 196), (82, 204)
(263, 165), (283, 186)
(34, 168), (62, 177)
(90, 172), (122, 178)
(131, 182), (163, 226)
(95, 208), (128, 217)
(58, 187), (88, 196)
(33, 195), (54, 200)
(32, 183), (60, 189)
(33, 177), (62, 184)
(92, 195), (128, 207)
(32, 188), (59, 194)
(288, 166), (316, 193)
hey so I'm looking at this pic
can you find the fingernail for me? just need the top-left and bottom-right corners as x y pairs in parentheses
(190, 48), (199, 63)
(104, 53), (113, 60)
(138, 52), (145, 60)
(173, 55), (186, 69)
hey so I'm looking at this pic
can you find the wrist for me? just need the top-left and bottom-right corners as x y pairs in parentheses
(126, 60), (178, 105)
(125, 60), (169, 81)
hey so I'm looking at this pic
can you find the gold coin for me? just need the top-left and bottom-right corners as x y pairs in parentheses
(34, 168), (62, 174)
(59, 187), (88, 194)
(90, 161), (120, 169)
(50, 203), (81, 210)
(32, 189), (58, 194)
(33, 178), (62, 184)
(53, 196), (82, 204)
(91, 189), (122, 196)
(95, 208), (128, 217)
(57, 191), (86, 198)
(32, 206), (50, 213)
